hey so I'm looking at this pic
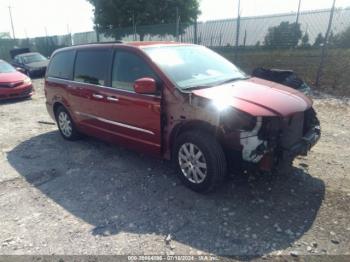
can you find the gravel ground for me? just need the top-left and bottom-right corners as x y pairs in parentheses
(0, 79), (349, 258)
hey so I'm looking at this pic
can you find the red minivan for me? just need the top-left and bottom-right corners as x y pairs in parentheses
(45, 42), (320, 192)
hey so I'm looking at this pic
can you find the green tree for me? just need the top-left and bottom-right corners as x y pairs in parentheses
(334, 26), (350, 48)
(0, 32), (11, 39)
(328, 31), (338, 47)
(313, 33), (325, 47)
(300, 32), (310, 48)
(264, 21), (302, 49)
(87, 0), (200, 41)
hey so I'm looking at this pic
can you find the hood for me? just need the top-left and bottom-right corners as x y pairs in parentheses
(0, 71), (27, 83)
(193, 77), (312, 117)
(26, 60), (49, 69)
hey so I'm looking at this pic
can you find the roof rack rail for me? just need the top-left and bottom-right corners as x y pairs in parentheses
(92, 41), (123, 44)
(73, 41), (123, 47)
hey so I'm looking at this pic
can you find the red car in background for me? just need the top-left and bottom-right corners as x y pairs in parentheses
(0, 60), (33, 100)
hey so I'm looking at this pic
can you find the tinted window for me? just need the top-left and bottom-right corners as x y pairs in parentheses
(74, 49), (111, 86)
(22, 53), (47, 64)
(47, 50), (75, 80)
(14, 56), (22, 64)
(112, 50), (158, 91)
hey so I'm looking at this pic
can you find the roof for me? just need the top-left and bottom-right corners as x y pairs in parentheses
(69, 41), (190, 49)
(126, 41), (189, 48)
(16, 52), (41, 57)
(51, 41), (194, 57)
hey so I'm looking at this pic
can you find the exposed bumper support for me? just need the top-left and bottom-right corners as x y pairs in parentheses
(240, 117), (268, 163)
(285, 127), (321, 158)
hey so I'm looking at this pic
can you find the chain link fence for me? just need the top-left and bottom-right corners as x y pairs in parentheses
(0, 7), (349, 94)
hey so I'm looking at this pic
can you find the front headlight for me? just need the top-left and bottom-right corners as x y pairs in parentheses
(220, 109), (257, 132)
(23, 77), (32, 85)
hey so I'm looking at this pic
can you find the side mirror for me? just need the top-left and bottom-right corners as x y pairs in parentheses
(134, 78), (157, 94)
(16, 67), (26, 73)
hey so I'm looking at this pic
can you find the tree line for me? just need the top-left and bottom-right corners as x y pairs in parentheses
(263, 21), (350, 49)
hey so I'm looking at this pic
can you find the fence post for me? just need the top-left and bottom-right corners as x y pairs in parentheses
(95, 25), (100, 42)
(194, 18), (198, 44)
(315, 0), (336, 88)
(176, 7), (180, 41)
(243, 30), (247, 47)
(234, 0), (241, 61)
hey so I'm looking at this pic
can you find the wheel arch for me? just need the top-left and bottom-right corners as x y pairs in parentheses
(53, 101), (65, 118)
(169, 120), (225, 159)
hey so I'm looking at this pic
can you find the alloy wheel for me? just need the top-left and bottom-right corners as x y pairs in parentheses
(58, 111), (73, 138)
(178, 143), (208, 184)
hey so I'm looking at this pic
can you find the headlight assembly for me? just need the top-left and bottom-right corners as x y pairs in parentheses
(23, 77), (32, 85)
(220, 109), (257, 132)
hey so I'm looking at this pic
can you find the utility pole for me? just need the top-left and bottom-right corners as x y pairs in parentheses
(315, 0), (336, 87)
(296, 0), (302, 25)
(8, 5), (16, 40)
(67, 24), (72, 46)
(234, 0), (241, 61)
(44, 27), (50, 56)
(294, 0), (302, 49)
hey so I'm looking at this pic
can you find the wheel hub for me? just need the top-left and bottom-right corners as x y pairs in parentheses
(58, 111), (72, 137)
(178, 143), (208, 184)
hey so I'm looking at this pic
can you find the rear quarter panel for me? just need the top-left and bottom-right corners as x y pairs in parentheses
(45, 78), (73, 122)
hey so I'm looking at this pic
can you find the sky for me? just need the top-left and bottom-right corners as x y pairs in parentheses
(0, 0), (349, 38)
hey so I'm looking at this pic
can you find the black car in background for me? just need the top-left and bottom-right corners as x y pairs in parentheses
(10, 49), (49, 78)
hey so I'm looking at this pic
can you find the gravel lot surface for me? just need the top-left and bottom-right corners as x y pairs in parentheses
(0, 79), (349, 258)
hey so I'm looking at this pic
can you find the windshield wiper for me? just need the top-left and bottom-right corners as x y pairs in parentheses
(216, 77), (249, 86)
(182, 77), (249, 91)
(183, 84), (215, 91)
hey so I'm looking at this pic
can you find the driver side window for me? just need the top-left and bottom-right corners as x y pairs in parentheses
(112, 50), (158, 92)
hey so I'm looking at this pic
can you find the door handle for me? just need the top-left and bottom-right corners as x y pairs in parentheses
(107, 96), (119, 102)
(92, 94), (104, 99)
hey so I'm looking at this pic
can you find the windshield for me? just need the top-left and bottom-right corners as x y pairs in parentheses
(143, 45), (247, 90)
(0, 61), (16, 73)
(21, 53), (47, 64)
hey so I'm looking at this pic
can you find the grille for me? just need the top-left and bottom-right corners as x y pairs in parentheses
(0, 81), (23, 88)
(260, 112), (306, 150)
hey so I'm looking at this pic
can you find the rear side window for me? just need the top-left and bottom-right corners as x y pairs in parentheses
(74, 49), (111, 86)
(47, 50), (75, 80)
(112, 50), (158, 91)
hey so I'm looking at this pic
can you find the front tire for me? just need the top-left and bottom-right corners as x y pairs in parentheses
(173, 131), (227, 193)
(55, 106), (80, 141)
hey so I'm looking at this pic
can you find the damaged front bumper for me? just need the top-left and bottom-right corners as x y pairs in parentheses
(285, 127), (321, 158)
(238, 109), (321, 171)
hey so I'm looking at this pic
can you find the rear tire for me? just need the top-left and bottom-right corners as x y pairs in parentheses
(55, 106), (81, 141)
(173, 131), (227, 193)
